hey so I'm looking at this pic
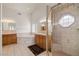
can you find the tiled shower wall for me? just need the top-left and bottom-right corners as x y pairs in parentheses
(52, 4), (79, 55)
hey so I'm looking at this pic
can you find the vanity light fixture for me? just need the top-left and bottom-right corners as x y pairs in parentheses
(40, 19), (51, 23)
(1, 19), (16, 23)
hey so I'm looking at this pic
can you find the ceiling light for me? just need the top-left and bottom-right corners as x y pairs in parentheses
(18, 12), (22, 15)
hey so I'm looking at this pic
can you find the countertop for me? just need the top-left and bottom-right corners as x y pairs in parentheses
(34, 32), (51, 36)
(2, 30), (16, 35)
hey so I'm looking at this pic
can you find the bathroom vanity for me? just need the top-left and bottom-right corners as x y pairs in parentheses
(35, 33), (51, 50)
(2, 19), (17, 46)
(2, 31), (17, 46)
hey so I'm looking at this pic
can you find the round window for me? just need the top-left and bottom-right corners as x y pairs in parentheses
(59, 15), (75, 27)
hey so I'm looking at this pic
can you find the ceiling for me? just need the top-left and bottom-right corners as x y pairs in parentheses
(3, 3), (57, 14)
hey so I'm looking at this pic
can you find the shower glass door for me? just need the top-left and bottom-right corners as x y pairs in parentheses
(51, 4), (79, 56)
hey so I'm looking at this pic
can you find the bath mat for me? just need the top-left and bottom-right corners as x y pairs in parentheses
(28, 44), (45, 56)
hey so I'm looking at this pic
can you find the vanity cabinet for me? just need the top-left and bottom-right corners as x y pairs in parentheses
(35, 34), (51, 50)
(2, 34), (17, 46)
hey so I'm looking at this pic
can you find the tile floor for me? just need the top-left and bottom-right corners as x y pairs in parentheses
(2, 37), (35, 56)
(2, 36), (48, 56)
(2, 36), (68, 56)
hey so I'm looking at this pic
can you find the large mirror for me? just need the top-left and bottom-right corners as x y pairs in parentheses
(2, 19), (16, 31)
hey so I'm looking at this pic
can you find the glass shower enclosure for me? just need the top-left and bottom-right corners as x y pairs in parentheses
(50, 3), (79, 56)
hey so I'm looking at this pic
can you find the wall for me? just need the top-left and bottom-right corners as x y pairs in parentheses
(2, 4), (35, 46)
(31, 6), (47, 33)
(2, 6), (31, 37)
(0, 4), (2, 55)
(52, 5), (79, 55)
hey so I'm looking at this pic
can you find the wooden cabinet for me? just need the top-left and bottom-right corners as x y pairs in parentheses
(42, 36), (46, 49)
(2, 34), (17, 46)
(35, 34), (51, 49)
(35, 34), (51, 50)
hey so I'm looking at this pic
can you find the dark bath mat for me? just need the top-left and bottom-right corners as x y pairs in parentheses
(28, 44), (45, 56)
